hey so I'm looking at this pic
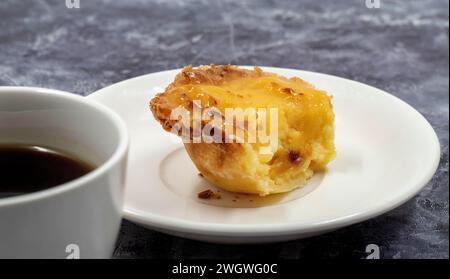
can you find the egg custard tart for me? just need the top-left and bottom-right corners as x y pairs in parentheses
(150, 65), (335, 196)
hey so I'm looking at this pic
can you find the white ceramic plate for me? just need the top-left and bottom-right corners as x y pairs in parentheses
(88, 67), (440, 243)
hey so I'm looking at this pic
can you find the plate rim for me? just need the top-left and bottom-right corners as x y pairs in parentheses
(88, 66), (441, 237)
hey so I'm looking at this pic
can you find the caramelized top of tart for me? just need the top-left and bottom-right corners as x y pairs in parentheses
(151, 64), (333, 134)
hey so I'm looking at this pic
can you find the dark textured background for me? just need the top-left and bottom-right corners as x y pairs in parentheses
(0, 0), (448, 259)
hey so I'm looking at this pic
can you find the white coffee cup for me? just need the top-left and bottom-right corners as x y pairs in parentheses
(0, 87), (129, 259)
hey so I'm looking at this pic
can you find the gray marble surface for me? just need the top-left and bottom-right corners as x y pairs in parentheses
(0, 0), (448, 259)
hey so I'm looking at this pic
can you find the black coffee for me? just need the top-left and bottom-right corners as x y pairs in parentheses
(0, 145), (95, 199)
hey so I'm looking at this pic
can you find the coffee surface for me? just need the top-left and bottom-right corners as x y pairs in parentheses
(0, 145), (94, 199)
